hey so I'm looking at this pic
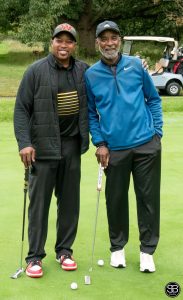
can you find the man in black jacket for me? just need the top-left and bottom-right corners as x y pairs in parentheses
(14, 23), (89, 278)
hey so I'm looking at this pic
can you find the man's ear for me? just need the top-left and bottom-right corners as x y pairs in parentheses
(95, 38), (99, 51)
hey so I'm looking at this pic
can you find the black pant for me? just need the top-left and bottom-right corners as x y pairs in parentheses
(105, 135), (161, 255)
(26, 137), (81, 263)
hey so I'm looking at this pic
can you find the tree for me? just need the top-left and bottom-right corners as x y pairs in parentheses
(18, 0), (69, 53)
(165, 0), (183, 42)
(57, 0), (183, 55)
(13, 0), (169, 55)
(0, 0), (29, 33)
(0, 0), (182, 55)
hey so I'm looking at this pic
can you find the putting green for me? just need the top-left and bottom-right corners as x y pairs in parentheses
(0, 113), (183, 299)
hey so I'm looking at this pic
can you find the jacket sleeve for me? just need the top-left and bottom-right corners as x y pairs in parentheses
(142, 68), (163, 137)
(85, 73), (105, 146)
(14, 66), (35, 151)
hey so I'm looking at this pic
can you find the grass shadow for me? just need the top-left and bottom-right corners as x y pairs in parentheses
(0, 51), (45, 66)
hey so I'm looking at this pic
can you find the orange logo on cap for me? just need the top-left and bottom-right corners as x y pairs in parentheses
(58, 23), (73, 31)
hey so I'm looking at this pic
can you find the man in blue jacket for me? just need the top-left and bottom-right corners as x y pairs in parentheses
(85, 21), (163, 273)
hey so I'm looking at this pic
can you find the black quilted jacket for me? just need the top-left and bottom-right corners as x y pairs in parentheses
(14, 54), (89, 159)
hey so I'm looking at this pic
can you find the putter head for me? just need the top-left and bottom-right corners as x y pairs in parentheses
(84, 275), (91, 285)
(10, 268), (24, 279)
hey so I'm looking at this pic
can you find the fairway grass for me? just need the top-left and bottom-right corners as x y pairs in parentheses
(0, 39), (43, 96)
(1, 38), (183, 98)
(0, 113), (183, 300)
(1, 98), (183, 124)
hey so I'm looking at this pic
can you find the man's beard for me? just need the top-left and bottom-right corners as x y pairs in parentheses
(98, 45), (120, 60)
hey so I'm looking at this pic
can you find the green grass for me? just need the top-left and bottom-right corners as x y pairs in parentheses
(162, 96), (183, 112)
(1, 38), (183, 98)
(0, 39), (44, 96)
(1, 97), (183, 124)
(0, 39), (97, 97)
(0, 113), (183, 300)
(0, 99), (15, 121)
(0, 39), (183, 299)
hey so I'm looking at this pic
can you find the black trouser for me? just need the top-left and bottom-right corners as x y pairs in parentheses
(26, 137), (81, 263)
(105, 135), (161, 255)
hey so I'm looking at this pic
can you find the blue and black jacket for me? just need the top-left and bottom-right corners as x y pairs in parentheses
(85, 54), (163, 150)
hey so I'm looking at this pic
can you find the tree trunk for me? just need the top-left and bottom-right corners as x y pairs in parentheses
(43, 42), (50, 54)
(77, 0), (96, 56)
(77, 25), (96, 56)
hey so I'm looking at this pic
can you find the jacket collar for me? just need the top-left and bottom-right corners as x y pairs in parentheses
(47, 53), (75, 70)
(101, 53), (122, 67)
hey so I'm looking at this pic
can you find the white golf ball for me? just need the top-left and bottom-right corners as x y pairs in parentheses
(97, 259), (104, 266)
(71, 282), (78, 290)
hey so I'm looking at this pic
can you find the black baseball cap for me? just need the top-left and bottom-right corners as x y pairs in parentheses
(96, 21), (120, 38)
(52, 23), (77, 41)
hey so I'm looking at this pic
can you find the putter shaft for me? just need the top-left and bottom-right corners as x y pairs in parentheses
(10, 168), (29, 279)
(90, 190), (100, 272)
(89, 164), (104, 271)
(84, 164), (103, 285)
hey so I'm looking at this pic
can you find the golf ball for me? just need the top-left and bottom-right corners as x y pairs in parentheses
(71, 282), (78, 290)
(97, 259), (104, 266)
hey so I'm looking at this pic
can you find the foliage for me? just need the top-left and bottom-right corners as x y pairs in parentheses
(18, 0), (69, 52)
(0, 0), (29, 32)
(62, 0), (85, 20)
(21, 0), (183, 54)
(0, 0), (183, 55)
(97, 0), (180, 38)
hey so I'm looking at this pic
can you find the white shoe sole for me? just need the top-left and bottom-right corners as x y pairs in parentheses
(140, 267), (155, 273)
(56, 258), (77, 270)
(26, 270), (43, 278)
(110, 262), (126, 268)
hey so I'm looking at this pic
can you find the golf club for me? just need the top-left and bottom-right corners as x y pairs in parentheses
(10, 167), (29, 279)
(84, 163), (104, 285)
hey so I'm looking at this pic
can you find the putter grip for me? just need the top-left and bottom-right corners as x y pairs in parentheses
(24, 168), (29, 191)
(97, 164), (103, 191)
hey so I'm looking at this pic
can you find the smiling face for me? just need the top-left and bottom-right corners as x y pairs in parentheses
(96, 30), (121, 64)
(51, 32), (76, 67)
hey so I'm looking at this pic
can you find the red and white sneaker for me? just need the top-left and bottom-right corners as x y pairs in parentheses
(26, 260), (43, 278)
(56, 254), (77, 271)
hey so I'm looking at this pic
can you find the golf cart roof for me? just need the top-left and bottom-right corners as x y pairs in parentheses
(123, 36), (177, 43)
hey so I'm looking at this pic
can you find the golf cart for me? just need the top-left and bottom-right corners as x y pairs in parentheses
(122, 36), (183, 96)
(170, 46), (183, 76)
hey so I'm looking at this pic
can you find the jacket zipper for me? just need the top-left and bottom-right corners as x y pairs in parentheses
(110, 66), (120, 93)
(48, 63), (62, 159)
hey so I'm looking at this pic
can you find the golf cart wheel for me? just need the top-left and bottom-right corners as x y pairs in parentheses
(166, 82), (181, 96)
